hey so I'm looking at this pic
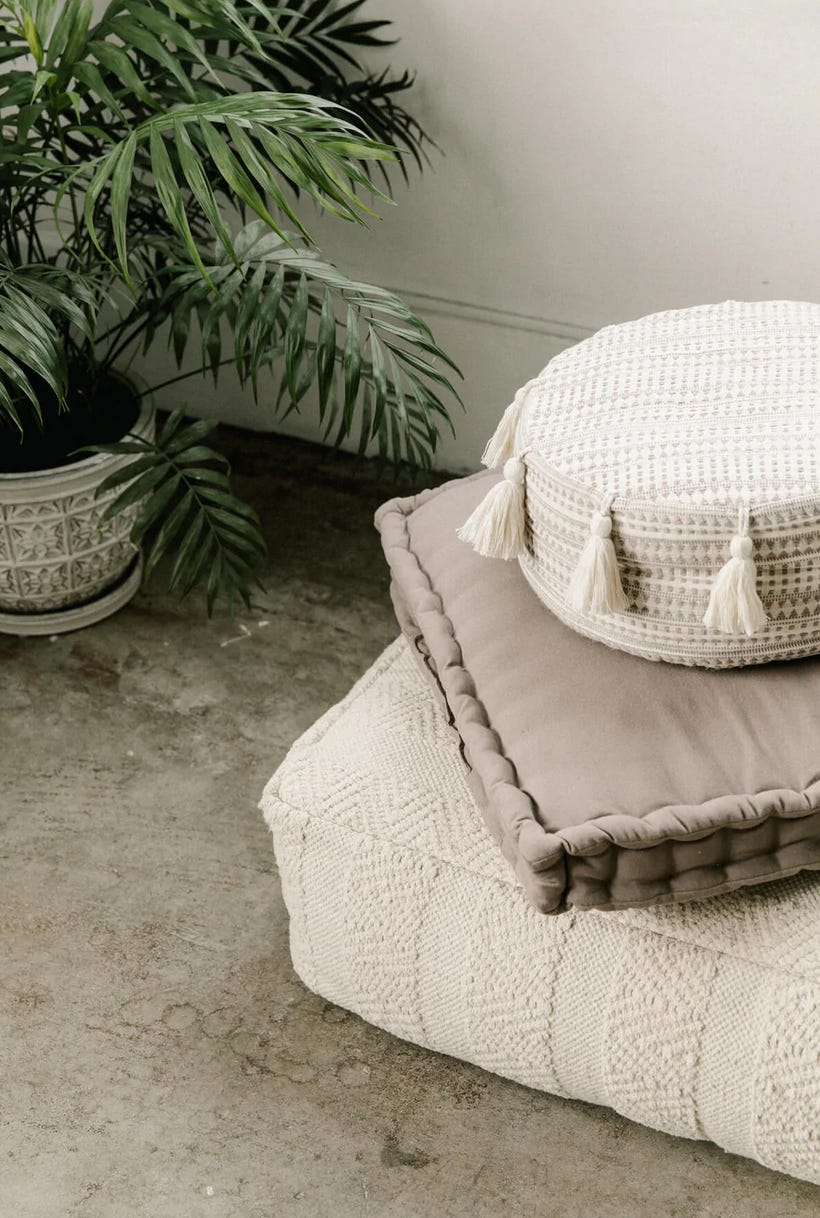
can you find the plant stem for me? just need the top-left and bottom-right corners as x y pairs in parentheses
(56, 119), (82, 255)
(103, 322), (153, 369)
(95, 311), (143, 348)
(137, 358), (240, 398)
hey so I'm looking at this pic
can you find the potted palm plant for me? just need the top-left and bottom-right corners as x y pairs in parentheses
(0, 0), (459, 634)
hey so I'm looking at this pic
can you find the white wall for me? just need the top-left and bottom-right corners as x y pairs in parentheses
(136, 0), (820, 471)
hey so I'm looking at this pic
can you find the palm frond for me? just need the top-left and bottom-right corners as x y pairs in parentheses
(160, 221), (462, 466)
(0, 257), (99, 430)
(77, 92), (395, 279)
(93, 409), (266, 613)
(232, 0), (434, 179)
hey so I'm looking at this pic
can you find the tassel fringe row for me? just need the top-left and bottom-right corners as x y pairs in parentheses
(468, 428), (768, 641)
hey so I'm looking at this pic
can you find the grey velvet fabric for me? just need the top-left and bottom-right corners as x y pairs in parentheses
(375, 472), (820, 913)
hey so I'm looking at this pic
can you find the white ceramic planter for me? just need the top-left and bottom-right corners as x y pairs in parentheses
(0, 392), (154, 635)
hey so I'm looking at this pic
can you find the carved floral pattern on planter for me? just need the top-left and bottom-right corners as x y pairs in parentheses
(0, 479), (141, 612)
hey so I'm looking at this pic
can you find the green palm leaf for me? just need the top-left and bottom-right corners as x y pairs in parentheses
(93, 410), (266, 613)
(160, 221), (461, 466)
(78, 93), (394, 278)
(0, 258), (99, 430)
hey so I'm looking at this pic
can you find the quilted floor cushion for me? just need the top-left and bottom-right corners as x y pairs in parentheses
(376, 473), (820, 914)
(261, 640), (820, 1185)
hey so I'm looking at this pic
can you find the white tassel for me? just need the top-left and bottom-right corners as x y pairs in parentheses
(567, 500), (629, 615)
(703, 504), (767, 635)
(458, 456), (527, 560)
(481, 378), (539, 469)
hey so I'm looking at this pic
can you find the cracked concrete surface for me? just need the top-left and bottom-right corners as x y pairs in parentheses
(1, 430), (818, 1218)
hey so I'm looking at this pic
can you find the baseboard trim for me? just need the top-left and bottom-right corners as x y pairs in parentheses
(388, 286), (594, 342)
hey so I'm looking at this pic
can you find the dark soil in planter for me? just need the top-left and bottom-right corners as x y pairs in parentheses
(0, 369), (141, 475)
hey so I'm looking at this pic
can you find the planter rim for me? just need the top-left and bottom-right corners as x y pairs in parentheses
(0, 374), (153, 487)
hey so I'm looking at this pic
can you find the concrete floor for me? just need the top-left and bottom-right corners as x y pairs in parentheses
(2, 429), (818, 1218)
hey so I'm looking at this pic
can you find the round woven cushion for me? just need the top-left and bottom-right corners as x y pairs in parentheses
(509, 300), (820, 667)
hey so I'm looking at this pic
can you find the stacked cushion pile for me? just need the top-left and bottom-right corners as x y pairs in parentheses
(264, 300), (820, 1182)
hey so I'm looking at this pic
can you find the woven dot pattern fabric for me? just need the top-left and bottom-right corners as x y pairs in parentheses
(261, 639), (820, 1185)
(526, 300), (820, 502)
(499, 300), (820, 666)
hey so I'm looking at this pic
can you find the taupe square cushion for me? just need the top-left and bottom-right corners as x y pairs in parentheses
(376, 472), (820, 913)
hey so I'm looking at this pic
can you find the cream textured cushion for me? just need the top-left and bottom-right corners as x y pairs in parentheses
(462, 300), (820, 667)
(260, 640), (820, 1185)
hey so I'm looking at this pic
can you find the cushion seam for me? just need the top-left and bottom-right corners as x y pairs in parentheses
(266, 784), (820, 985)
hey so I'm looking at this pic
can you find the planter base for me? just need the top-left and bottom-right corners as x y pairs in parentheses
(0, 556), (142, 636)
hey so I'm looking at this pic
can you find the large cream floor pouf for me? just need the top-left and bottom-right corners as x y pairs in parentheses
(260, 640), (820, 1185)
